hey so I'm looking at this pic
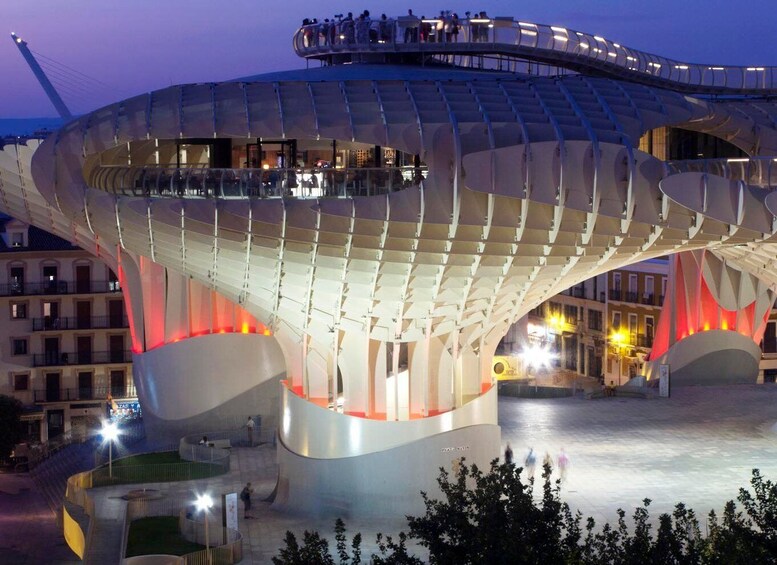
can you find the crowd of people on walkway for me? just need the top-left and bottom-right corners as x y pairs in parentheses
(505, 443), (570, 483)
(300, 10), (495, 48)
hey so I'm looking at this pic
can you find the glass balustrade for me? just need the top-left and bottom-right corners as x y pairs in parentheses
(666, 157), (777, 188)
(90, 165), (428, 199)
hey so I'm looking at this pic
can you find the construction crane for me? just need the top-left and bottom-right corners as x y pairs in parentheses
(11, 32), (72, 119)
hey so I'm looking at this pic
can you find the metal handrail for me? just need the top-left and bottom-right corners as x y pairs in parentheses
(33, 384), (137, 402)
(89, 165), (428, 199)
(665, 157), (777, 188)
(293, 16), (777, 95)
(32, 314), (129, 331)
(0, 280), (120, 297)
(32, 349), (133, 367)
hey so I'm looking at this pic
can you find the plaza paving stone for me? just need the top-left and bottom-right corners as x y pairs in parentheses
(3, 383), (777, 563)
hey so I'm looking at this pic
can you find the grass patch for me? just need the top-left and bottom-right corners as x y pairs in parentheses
(92, 451), (227, 485)
(126, 516), (203, 557)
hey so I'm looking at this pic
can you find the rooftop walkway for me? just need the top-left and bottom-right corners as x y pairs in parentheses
(295, 15), (777, 95)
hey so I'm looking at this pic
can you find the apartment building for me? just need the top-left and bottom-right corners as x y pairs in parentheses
(0, 218), (134, 443)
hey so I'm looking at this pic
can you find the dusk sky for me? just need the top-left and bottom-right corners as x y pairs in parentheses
(2, 0), (776, 118)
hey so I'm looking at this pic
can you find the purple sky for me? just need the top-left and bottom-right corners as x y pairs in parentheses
(2, 0), (776, 117)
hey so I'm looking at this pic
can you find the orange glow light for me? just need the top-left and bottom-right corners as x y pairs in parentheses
(721, 320), (729, 330)
(241, 322), (249, 334)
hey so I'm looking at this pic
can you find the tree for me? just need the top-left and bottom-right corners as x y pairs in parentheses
(273, 465), (777, 564)
(0, 394), (24, 461)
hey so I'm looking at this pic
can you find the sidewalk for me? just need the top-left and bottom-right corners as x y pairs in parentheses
(6, 383), (777, 563)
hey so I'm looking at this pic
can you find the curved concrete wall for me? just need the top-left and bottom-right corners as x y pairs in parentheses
(647, 330), (761, 385)
(133, 332), (285, 440)
(280, 381), (498, 459)
(274, 422), (501, 518)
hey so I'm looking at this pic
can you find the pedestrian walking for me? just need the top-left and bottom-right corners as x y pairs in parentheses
(240, 482), (254, 518)
(246, 416), (255, 446)
(524, 447), (537, 478)
(543, 451), (553, 473)
(504, 442), (514, 465)
(558, 448), (570, 482)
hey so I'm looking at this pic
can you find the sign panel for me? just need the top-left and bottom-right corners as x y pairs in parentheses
(222, 492), (238, 543)
(659, 364), (670, 398)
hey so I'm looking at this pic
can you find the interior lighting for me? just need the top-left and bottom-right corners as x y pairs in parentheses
(553, 35), (568, 42)
(613, 43), (621, 48)
(675, 65), (689, 70)
(608, 52), (617, 58)
(627, 56), (636, 62)
(593, 35), (606, 42)
(579, 43), (589, 49)
(469, 18), (491, 23)
(727, 158), (750, 162)
(518, 22), (537, 28)
(550, 26), (567, 33)
(708, 67), (725, 70)
(521, 29), (538, 36)
(747, 67), (765, 71)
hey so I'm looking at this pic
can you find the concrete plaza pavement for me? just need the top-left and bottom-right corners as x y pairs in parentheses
(3, 383), (777, 563)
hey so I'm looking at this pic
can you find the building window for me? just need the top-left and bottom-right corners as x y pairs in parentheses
(588, 309), (603, 331)
(14, 373), (29, 391)
(10, 231), (24, 247)
(563, 304), (578, 324)
(10, 302), (27, 319)
(612, 311), (622, 330)
(12, 338), (28, 355)
(108, 269), (120, 292)
(764, 322), (777, 354)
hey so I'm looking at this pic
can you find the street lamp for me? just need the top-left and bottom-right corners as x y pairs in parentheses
(610, 330), (626, 385)
(101, 421), (119, 479)
(195, 493), (214, 564)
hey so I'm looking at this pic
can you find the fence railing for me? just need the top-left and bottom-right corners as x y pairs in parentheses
(0, 280), (120, 297)
(294, 15), (777, 95)
(90, 165), (428, 200)
(666, 157), (777, 188)
(32, 349), (133, 367)
(32, 315), (129, 332)
(120, 497), (242, 564)
(33, 384), (136, 403)
(91, 459), (229, 488)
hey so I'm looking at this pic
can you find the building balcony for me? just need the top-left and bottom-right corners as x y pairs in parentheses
(31, 315), (129, 332)
(609, 289), (622, 301)
(631, 333), (654, 348)
(624, 291), (639, 303)
(2, 280), (121, 297)
(33, 384), (136, 403)
(31, 350), (133, 367)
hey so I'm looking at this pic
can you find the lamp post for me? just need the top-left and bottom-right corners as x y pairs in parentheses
(101, 421), (119, 479)
(610, 330), (626, 386)
(195, 493), (214, 564)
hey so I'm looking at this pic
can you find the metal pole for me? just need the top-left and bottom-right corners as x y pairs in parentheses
(109, 439), (113, 478)
(205, 515), (211, 565)
(10, 33), (72, 118)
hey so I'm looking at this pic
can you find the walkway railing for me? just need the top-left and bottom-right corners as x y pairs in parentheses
(666, 157), (777, 188)
(294, 16), (777, 95)
(121, 497), (242, 564)
(32, 314), (129, 331)
(90, 165), (427, 199)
